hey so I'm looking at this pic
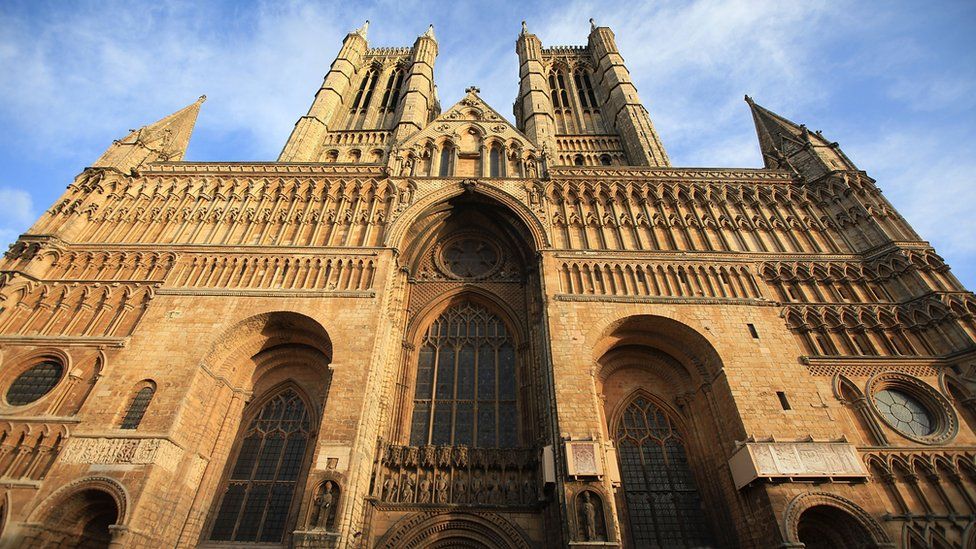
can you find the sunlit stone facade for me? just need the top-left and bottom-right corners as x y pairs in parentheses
(1, 19), (974, 549)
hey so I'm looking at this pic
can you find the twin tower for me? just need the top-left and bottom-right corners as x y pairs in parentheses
(278, 20), (670, 172)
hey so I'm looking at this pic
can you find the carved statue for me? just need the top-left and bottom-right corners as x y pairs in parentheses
(401, 473), (416, 503)
(312, 481), (335, 530)
(580, 492), (598, 541)
(489, 474), (502, 504)
(453, 474), (467, 504)
(419, 474), (432, 503)
(470, 471), (484, 502)
(506, 475), (519, 504)
(382, 475), (397, 502)
(522, 477), (535, 504)
(435, 472), (449, 504)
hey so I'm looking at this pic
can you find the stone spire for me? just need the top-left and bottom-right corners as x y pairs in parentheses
(355, 20), (369, 39)
(423, 24), (436, 40)
(93, 95), (205, 173)
(745, 95), (856, 177)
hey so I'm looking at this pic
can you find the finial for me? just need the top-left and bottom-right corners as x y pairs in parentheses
(521, 20), (528, 35)
(355, 20), (369, 39)
(744, 94), (754, 104)
(423, 24), (435, 39)
(465, 86), (481, 94)
(197, 95), (207, 104)
(589, 18), (596, 31)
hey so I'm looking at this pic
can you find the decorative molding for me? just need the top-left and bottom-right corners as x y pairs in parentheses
(59, 437), (183, 472)
(728, 442), (867, 489)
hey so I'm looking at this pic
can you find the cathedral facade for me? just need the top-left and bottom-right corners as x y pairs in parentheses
(0, 19), (975, 548)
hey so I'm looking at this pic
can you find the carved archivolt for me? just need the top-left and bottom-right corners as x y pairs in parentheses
(375, 511), (531, 549)
(781, 491), (891, 545)
(27, 475), (130, 526)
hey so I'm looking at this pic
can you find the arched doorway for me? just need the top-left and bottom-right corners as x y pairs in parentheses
(39, 488), (120, 548)
(796, 506), (875, 549)
(783, 492), (892, 548)
(375, 512), (531, 549)
(594, 315), (733, 547)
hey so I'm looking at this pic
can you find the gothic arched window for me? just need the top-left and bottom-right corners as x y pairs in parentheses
(438, 144), (453, 177)
(120, 383), (155, 429)
(409, 302), (518, 448)
(489, 145), (502, 178)
(614, 395), (714, 547)
(379, 68), (404, 111)
(209, 388), (313, 544)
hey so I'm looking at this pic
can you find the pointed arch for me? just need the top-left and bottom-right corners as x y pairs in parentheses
(205, 381), (318, 544)
(384, 181), (550, 252)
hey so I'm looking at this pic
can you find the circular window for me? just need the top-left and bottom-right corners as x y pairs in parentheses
(436, 235), (502, 279)
(872, 389), (933, 437)
(867, 372), (957, 445)
(6, 360), (63, 406)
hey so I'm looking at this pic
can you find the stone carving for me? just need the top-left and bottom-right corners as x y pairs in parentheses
(728, 442), (868, 490)
(311, 480), (337, 530)
(60, 437), (183, 472)
(576, 491), (607, 541)
(374, 441), (539, 507)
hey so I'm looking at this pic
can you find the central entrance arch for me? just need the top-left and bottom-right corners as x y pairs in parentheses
(376, 512), (531, 549)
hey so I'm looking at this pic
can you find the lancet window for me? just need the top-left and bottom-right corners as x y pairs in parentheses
(120, 383), (155, 429)
(408, 302), (518, 448)
(208, 388), (313, 544)
(346, 67), (379, 129)
(615, 395), (714, 547)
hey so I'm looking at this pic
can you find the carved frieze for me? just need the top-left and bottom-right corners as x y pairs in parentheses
(60, 437), (183, 472)
(728, 441), (867, 489)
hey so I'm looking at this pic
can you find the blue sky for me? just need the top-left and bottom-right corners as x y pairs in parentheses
(1, 0), (975, 287)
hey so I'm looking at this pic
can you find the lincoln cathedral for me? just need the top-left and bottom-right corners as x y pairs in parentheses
(1, 18), (974, 549)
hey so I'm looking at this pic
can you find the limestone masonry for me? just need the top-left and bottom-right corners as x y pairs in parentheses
(1, 19), (974, 549)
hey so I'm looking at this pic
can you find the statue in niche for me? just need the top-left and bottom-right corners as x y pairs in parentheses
(382, 475), (397, 502)
(310, 480), (337, 530)
(489, 474), (502, 504)
(506, 474), (520, 504)
(522, 477), (535, 504)
(453, 473), (467, 504)
(470, 472), (484, 502)
(577, 491), (607, 542)
(419, 474), (432, 503)
(435, 472), (449, 504)
(401, 473), (416, 503)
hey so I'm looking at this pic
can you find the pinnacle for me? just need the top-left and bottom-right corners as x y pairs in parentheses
(422, 24), (435, 40)
(93, 96), (204, 172)
(354, 20), (369, 39)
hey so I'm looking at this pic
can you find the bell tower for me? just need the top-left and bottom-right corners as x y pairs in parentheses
(514, 19), (669, 167)
(279, 21), (440, 163)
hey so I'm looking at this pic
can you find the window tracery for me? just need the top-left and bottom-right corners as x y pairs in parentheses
(614, 395), (713, 547)
(7, 360), (63, 406)
(409, 302), (518, 448)
(209, 388), (313, 543)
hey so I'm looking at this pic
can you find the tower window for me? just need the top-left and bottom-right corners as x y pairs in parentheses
(379, 68), (404, 111)
(574, 154), (585, 166)
(599, 154), (612, 166)
(776, 391), (791, 410)
(747, 324), (759, 339)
